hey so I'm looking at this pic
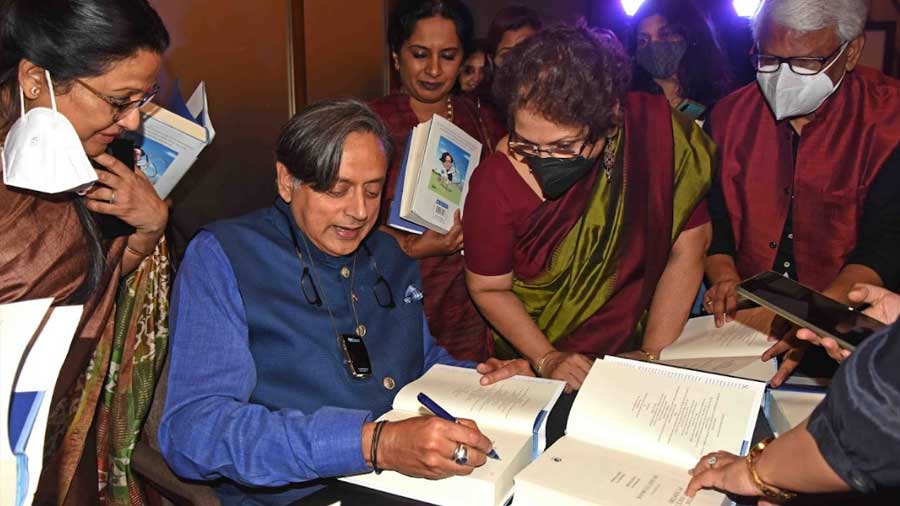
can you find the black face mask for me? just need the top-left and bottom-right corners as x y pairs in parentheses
(526, 155), (597, 200)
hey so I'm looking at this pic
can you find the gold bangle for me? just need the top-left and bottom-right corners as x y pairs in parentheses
(125, 244), (151, 258)
(638, 349), (658, 361)
(534, 350), (555, 377)
(746, 437), (798, 501)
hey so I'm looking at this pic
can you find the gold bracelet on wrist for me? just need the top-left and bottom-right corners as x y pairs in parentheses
(534, 350), (555, 377)
(638, 349), (658, 361)
(746, 437), (798, 501)
(125, 244), (152, 258)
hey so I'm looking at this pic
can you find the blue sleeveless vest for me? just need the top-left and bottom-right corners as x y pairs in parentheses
(204, 199), (425, 422)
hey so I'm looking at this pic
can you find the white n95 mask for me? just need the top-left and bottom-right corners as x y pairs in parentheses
(756, 43), (847, 121)
(2, 70), (97, 194)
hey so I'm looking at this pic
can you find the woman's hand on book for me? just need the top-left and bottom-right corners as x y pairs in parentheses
(403, 210), (464, 258)
(686, 451), (776, 504)
(705, 277), (741, 328)
(539, 351), (593, 392)
(476, 358), (533, 385)
(377, 416), (492, 479)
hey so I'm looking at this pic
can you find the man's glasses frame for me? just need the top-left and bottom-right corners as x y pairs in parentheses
(751, 42), (847, 76)
(74, 78), (158, 121)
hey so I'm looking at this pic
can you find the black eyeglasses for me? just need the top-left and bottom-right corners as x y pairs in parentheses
(74, 78), (159, 121)
(751, 42), (847, 76)
(300, 267), (323, 306)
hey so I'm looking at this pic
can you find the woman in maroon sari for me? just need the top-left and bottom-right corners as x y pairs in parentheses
(369, 0), (504, 362)
(464, 24), (714, 391)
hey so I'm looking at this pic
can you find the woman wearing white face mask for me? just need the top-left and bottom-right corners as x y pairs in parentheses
(703, 0), (900, 389)
(0, 1), (171, 504)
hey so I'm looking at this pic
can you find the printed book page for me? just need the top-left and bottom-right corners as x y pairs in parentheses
(340, 365), (563, 506)
(567, 358), (765, 469)
(408, 114), (481, 234)
(514, 436), (728, 506)
(660, 309), (775, 360)
(391, 365), (564, 433)
(342, 410), (532, 506)
(660, 355), (776, 383)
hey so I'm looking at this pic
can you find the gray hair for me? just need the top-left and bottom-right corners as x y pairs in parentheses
(275, 98), (393, 192)
(751, 0), (869, 42)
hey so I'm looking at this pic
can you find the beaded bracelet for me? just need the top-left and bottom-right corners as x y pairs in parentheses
(371, 421), (387, 475)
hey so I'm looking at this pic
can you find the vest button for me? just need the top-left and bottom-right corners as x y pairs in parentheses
(383, 376), (396, 390)
(356, 324), (367, 337)
(340, 266), (351, 279)
(769, 241), (778, 249)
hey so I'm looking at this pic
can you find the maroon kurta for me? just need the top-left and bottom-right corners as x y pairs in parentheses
(369, 93), (504, 361)
(712, 66), (900, 291)
(0, 182), (125, 505)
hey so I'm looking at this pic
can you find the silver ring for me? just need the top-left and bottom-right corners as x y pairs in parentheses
(109, 191), (116, 205)
(707, 455), (718, 467)
(453, 444), (468, 465)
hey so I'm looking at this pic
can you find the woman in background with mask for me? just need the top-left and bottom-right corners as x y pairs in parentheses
(464, 24), (714, 391)
(628, 0), (733, 123)
(0, 1), (170, 504)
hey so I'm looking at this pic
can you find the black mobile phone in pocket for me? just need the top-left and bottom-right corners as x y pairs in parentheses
(91, 138), (136, 239)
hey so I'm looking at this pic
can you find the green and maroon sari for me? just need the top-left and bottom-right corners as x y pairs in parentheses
(498, 93), (714, 358)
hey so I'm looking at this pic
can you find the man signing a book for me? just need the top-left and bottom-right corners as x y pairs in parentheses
(157, 98), (530, 505)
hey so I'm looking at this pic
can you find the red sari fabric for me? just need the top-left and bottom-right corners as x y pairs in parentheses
(712, 67), (900, 290)
(369, 93), (505, 361)
(465, 93), (710, 357)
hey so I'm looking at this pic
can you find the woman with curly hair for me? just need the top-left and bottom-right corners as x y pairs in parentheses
(628, 0), (734, 122)
(463, 24), (715, 391)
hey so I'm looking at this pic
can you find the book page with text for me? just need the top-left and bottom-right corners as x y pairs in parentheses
(392, 365), (564, 434)
(567, 358), (765, 469)
(661, 309), (775, 360)
(514, 437), (728, 506)
(660, 355), (776, 383)
(342, 409), (532, 506)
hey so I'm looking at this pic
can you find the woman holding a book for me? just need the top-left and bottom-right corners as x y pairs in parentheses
(463, 24), (714, 391)
(369, 0), (505, 363)
(0, 1), (171, 503)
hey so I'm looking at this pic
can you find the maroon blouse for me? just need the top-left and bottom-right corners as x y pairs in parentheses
(369, 93), (505, 361)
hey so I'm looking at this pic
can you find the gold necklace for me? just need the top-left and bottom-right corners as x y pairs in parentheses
(445, 97), (454, 123)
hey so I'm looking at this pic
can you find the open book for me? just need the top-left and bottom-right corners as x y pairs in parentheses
(126, 81), (215, 199)
(513, 357), (766, 506)
(659, 309), (777, 382)
(387, 114), (481, 234)
(1, 299), (83, 506)
(341, 365), (564, 506)
(661, 310), (832, 387)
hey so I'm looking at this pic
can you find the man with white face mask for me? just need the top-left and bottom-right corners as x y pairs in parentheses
(703, 0), (900, 387)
